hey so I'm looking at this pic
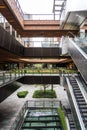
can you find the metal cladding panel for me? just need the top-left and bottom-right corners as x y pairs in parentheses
(24, 48), (61, 58)
(2, 31), (11, 50)
(0, 25), (62, 57)
(20, 45), (24, 54)
(0, 26), (6, 47)
(10, 37), (16, 53)
(18, 76), (60, 84)
(0, 25), (24, 56)
(15, 42), (20, 55)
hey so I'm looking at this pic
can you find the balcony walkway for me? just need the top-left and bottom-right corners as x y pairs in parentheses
(0, 70), (78, 88)
(0, 0), (78, 37)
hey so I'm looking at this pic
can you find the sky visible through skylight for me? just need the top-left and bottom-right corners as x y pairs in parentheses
(18, 0), (55, 47)
(18, 0), (54, 14)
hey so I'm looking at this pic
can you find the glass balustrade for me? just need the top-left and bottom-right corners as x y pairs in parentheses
(0, 68), (78, 86)
(0, 69), (25, 86)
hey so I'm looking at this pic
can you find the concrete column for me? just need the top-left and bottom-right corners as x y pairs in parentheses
(19, 63), (24, 69)
(3, 17), (6, 30)
(18, 35), (21, 41)
(10, 25), (12, 35)
(15, 30), (17, 38)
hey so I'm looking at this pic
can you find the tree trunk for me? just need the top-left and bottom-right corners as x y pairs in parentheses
(51, 84), (53, 91)
(43, 85), (46, 93)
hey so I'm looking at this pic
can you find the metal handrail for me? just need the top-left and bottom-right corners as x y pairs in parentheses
(10, 102), (27, 130)
(24, 13), (59, 20)
(24, 40), (59, 47)
(67, 31), (76, 37)
(0, 69), (25, 87)
(14, 0), (24, 18)
(68, 38), (87, 60)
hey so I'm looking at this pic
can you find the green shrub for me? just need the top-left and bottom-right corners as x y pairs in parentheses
(58, 107), (67, 130)
(33, 90), (57, 98)
(17, 91), (28, 98)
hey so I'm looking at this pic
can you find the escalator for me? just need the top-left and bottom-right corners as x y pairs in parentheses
(21, 108), (62, 130)
(68, 76), (87, 130)
(64, 107), (77, 130)
(67, 37), (87, 83)
(74, 38), (87, 55)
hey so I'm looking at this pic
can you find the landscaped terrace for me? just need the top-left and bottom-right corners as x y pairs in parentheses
(0, 67), (78, 87)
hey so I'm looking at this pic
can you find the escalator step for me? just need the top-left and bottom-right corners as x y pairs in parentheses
(76, 99), (85, 101)
(79, 105), (87, 109)
(77, 102), (86, 105)
(81, 109), (87, 112)
(82, 113), (87, 117)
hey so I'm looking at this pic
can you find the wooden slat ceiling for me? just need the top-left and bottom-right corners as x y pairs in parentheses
(19, 58), (72, 63)
(0, 48), (72, 64)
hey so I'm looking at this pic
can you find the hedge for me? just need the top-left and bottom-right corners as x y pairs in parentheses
(58, 107), (67, 130)
(33, 90), (57, 98)
(17, 91), (28, 98)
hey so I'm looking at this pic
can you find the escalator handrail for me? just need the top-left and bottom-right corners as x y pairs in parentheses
(68, 38), (87, 59)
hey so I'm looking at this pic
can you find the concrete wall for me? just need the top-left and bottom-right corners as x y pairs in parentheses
(18, 76), (60, 84)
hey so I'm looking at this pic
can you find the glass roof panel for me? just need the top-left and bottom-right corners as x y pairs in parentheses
(18, 0), (54, 14)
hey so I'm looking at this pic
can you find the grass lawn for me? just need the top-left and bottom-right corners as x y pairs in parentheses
(32, 90), (57, 98)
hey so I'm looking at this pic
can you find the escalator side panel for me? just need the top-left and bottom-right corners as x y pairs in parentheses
(68, 39), (87, 83)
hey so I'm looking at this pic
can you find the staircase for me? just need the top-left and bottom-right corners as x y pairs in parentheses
(21, 108), (62, 130)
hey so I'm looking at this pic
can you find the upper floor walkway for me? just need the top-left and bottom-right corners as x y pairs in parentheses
(0, 68), (78, 87)
(0, 0), (78, 37)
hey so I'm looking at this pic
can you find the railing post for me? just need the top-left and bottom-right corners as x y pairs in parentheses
(3, 71), (5, 84)
(10, 71), (11, 80)
(10, 25), (12, 35)
(15, 30), (17, 38)
(15, 70), (16, 79)
(3, 17), (6, 30)
(18, 69), (20, 77)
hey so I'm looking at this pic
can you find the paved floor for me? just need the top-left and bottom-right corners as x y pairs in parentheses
(0, 83), (69, 130)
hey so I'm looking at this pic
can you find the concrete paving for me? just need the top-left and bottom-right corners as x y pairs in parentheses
(0, 83), (69, 130)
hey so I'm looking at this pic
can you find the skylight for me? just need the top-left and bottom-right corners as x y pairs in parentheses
(18, 0), (54, 14)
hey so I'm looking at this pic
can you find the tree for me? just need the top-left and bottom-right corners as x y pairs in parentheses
(36, 84), (49, 93)
(42, 84), (49, 93)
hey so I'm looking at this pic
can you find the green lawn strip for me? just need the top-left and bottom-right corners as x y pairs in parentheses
(17, 91), (28, 98)
(58, 107), (67, 130)
(33, 90), (57, 98)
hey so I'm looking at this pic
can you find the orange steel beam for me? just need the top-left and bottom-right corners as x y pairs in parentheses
(4, 0), (24, 28)
(24, 20), (60, 26)
(21, 30), (79, 37)
(24, 20), (60, 30)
